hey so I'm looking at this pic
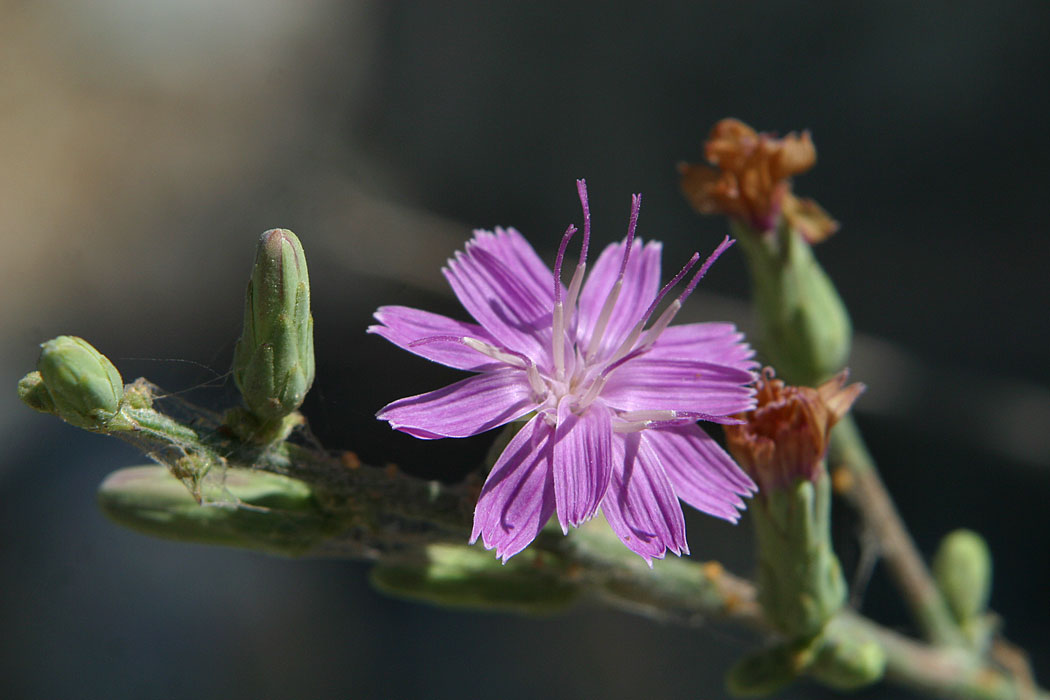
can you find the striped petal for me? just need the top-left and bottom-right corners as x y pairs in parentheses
(576, 239), (662, 359)
(601, 432), (688, 565)
(642, 424), (755, 522)
(444, 241), (553, 365)
(601, 358), (755, 418)
(368, 306), (500, 371)
(377, 369), (534, 439)
(470, 415), (556, 562)
(552, 399), (613, 532)
(644, 322), (757, 373)
(470, 228), (558, 308)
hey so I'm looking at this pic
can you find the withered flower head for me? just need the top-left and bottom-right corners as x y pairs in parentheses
(679, 118), (838, 243)
(724, 368), (863, 493)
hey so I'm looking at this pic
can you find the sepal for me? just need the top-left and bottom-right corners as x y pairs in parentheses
(751, 471), (846, 638)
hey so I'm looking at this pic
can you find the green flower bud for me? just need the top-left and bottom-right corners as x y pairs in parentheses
(735, 221), (851, 387)
(36, 335), (124, 431)
(370, 544), (579, 615)
(97, 465), (333, 556)
(808, 626), (886, 691)
(934, 529), (992, 629)
(17, 371), (56, 414)
(750, 472), (846, 638)
(232, 229), (315, 433)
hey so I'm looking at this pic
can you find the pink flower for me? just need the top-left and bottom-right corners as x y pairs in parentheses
(371, 181), (757, 564)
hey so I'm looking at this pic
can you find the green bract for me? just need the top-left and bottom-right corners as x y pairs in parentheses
(35, 335), (124, 431)
(232, 229), (315, 430)
(735, 221), (851, 387)
(17, 371), (56, 414)
(751, 472), (846, 639)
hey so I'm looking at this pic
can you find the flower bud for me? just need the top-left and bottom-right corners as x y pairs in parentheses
(808, 627), (886, 691)
(734, 224), (852, 387)
(933, 529), (992, 632)
(726, 370), (863, 638)
(232, 229), (315, 429)
(36, 335), (124, 431)
(680, 119), (847, 385)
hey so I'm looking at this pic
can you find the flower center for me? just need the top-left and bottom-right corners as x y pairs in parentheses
(544, 180), (735, 423)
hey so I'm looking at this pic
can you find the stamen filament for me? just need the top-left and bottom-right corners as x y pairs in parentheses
(564, 181), (592, 319)
(585, 193), (641, 359)
(605, 252), (700, 365)
(639, 236), (735, 350)
(456, 336), (527, 367)
(619, 194), (641, 277)
(584, 279), (622, 358)
(552, 224), (578, 379)
(457, 337), (547, 399)
(575, 347), (645, 411)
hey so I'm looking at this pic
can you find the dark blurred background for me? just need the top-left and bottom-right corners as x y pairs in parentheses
(3, 2), (1048, 698)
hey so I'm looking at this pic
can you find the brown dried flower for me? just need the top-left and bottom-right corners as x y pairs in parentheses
(724, 368), (863, 493)
(679, 118), (838, 243)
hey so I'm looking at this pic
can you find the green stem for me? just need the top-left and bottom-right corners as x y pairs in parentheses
(53, 377), (1045, 700)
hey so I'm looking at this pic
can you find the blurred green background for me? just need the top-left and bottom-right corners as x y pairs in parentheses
(3, 2), (1048, 698)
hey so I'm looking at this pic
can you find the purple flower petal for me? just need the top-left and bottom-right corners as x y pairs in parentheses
(368, 306), (501, 371)
(601, 432), (689, 565)
(645, 322), (757, 373)
(576, 239), (662, 359)
(642, 424), (755, 522)
(552, 399), (614, 532)
(470, 415), (556, 562)
(444, 239), (553, 365)
(602, 357), (755, 418)
(373, 183), (757, 564)
(376, 369), (535, 439)
(470, 228), (559, 308)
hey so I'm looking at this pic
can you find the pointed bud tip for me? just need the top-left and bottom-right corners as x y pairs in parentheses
(259, 227), (302, 253)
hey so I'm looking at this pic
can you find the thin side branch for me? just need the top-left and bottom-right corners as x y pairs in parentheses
(830, 414), (965, 647)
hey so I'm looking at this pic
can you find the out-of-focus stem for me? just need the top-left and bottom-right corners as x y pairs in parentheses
(34, 375), (1046, 700)
(831, 414), (965, 647)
